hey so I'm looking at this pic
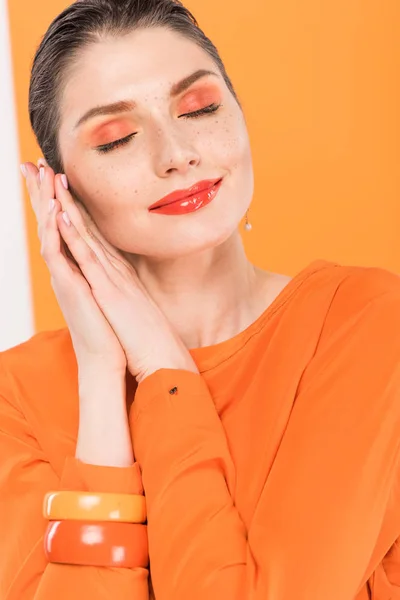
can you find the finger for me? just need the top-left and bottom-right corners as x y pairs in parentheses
(22, 162), (40, 212)
(40, 199), (80, 283)
(56, 208), (110, 291)
(54, 174), (97, 243)
(38, 166), (56, 241)
(37, 157), (48, 168)
(22, 162), (44, 240)
(54, 177), (124, 283)
(22, 162), (55, 241)
(54, 174), (121, 260)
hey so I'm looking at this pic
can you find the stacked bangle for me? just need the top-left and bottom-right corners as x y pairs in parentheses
(43, 491), (147, 523)
(44, 520), (149, 568)
(43, 491), (148, 568)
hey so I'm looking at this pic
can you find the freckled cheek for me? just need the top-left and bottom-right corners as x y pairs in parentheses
(63, 150), (140, 220)
(201, 116), (249, 165)
(66, 166), (110, 212)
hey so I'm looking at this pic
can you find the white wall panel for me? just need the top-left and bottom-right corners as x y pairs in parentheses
(0, 0), (34, 351)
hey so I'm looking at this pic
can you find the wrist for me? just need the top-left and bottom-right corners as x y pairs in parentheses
(76, 369), (134, 467)
(77, 357), (127, 376)
(135, 358), (199, 385)
(78, 365), (126, 394)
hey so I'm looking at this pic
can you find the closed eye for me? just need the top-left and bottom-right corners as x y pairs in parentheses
(179, 102), (221, 119)
(95, 103), (222, 154)
(96, 132), (136, 154)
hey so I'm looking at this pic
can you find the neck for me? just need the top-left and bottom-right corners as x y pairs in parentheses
(128, 231), (266, 349)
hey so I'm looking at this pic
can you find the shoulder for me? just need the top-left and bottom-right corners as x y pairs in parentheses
(330, 260), (400, 302)
(299, 261), (400, 388)
(297, 263), (400, 418)
(316, 262), (400, 338)
(288, 259), (400, 384)
(0, 327), (76, 391)
(274, 260), (400, 342)
(0, 329), (78, 464)
(294, 259), (400, 307)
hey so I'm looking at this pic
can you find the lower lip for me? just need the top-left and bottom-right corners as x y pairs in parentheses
(149, 179), (223, 215)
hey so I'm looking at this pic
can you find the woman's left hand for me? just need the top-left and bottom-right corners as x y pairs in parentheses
(36, 163), (198, 383)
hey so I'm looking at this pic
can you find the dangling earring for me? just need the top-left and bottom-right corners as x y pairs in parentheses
(244, 209), (252, 231)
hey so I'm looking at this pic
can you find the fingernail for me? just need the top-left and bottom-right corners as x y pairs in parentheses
(20, 163), (27, 178)
(61, 174), (69, 189)
(62, 211), (71, 226)
(40, 167), (45, 183)
(48, 199), (55, 213)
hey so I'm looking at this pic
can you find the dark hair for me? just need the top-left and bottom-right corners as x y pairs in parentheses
(28, 0), (241, 174)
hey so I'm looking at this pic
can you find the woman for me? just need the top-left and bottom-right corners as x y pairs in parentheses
(1, 0), (400, 598)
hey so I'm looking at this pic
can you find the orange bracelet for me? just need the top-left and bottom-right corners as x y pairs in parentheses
(43, 491), (147, 523)
(44, 521), (149, 568)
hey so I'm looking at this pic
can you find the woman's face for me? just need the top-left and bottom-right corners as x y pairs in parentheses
(58, 27), (254, 259)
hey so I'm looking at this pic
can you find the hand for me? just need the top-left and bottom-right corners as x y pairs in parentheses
(41, 164), (198, 383)
(23, 161), (127, 375)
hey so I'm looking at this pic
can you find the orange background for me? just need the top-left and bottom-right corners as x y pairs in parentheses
(7, 0), (400, 334)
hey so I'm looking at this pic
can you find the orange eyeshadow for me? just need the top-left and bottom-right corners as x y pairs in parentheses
(177, 84), (222, 113)
(82, 84), (221, 145)
(86, 120), (134, 146)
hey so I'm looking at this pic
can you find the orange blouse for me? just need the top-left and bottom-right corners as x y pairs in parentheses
(1, 258), (400, 600)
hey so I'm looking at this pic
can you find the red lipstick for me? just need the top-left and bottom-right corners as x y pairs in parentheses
(148, 178), (223, 215)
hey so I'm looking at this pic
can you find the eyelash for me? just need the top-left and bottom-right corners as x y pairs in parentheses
(95, 102), (222, 154)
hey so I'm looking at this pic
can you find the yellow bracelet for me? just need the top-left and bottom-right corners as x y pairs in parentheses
(43, 491), (147, 523)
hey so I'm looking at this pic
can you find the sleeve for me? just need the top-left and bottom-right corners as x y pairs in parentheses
(0, 355), (149, 600)
(130, 288), (400, 600)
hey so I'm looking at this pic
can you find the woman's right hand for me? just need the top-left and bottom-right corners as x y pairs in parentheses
(22, 161), (127, 376)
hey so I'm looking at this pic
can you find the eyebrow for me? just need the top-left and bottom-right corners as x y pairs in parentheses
(74, 68), (219, 130)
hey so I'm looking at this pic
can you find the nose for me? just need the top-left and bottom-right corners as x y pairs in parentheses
(151, 124), (201, 177)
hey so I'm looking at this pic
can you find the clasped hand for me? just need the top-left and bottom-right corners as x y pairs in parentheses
(22, 160), (198, 383)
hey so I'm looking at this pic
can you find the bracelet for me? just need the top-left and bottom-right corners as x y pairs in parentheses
(43, 491), (147, 523)
(44, 520), (149, 568)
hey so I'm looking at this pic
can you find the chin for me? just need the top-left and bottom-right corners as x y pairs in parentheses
(140, 204), (247, 259)
(105, 179), (252, 259)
